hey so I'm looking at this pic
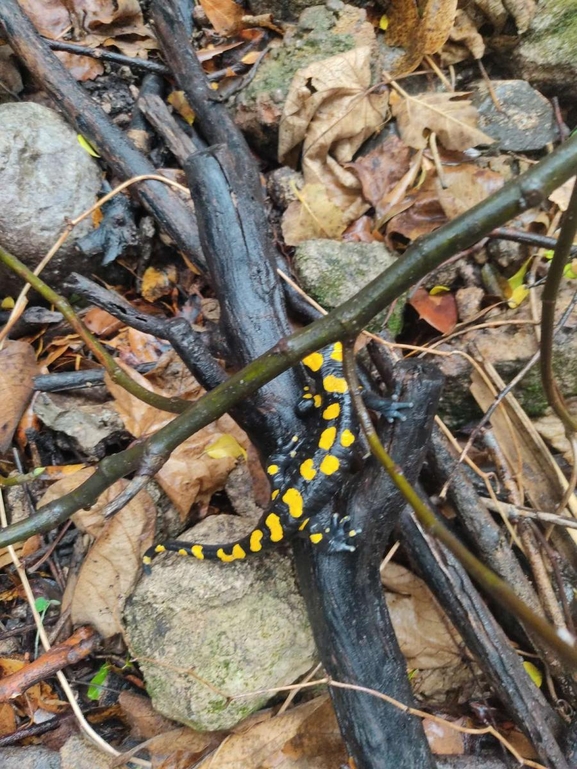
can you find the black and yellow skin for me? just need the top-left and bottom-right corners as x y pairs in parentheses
(143, 342), (359, 568)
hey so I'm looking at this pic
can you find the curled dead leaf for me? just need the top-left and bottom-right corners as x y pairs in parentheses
(279, 46), (389, 224)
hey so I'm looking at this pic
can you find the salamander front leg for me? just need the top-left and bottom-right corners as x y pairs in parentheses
(304, 514), (361, 553)
(362, 391), (413, 423)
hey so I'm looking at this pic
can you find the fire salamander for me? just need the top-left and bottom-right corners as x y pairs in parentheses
(143, 342), (360, 568)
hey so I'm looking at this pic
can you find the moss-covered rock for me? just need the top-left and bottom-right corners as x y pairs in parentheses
(124, 515), (315, 730)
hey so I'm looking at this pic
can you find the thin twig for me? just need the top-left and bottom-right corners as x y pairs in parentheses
(540, 178), (577, 432)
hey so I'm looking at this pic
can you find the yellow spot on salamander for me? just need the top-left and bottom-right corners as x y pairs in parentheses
(330, 343), (343, 362)
(178, 548), (188, 556)
(271, 489), (280, 500)
(143, 555), (152, 565)
(232, 544), (246, 559)
(310, 532), (323, 544)
(266, 512), (284, 542)
(267, 464), (279, 475)
(322, 402), (341, 420)
(313, 394), (322, 408)
(340, 429), (356, 447)
(191, 545), (204, 559)
(282, 487), (304, 518)
(217, 548), (236, 562)
(250, 529), (264, 552)
(300, 458), (316, 481)
(302, 351), (324, 372)
(323, 374), (348, 394)
(299, 517), (310, 530)
(154, 544), (166, 554)
(319, 426), (337, 450)
(320, 455), (340, 475)
(302, 393), (313, 399)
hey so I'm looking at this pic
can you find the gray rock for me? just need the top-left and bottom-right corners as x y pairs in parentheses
(0, 103), (102, 297)
(59, 736), (113, 769)
(33, 391), (125, 460)
(472, 80), (558, 152)
(294, 239), (397, 311)
(124, 515), (315, 730)
(0, 746), (61, 769)
(511, 0), (577, 100)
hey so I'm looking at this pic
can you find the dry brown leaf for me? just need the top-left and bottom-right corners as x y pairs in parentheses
(418, 0), (460, 55)
(436, 163), (504, 219)
(549, 176), (576, 212)
(16, 0), (70, 38)
(83, 307), (124, 338)
(213, 697), (346, 768)
(408, 287), (458, 334)
(142, 727), (215, 767)
(441, 9), (486, 65)
(382, 563), (462, 669)
(390, 89), (494, 151)
(119, 691), (180, 741)
(0, 340), (39, 453)
(342, 215), (384, 243)
(281, 183), (349, 246)
(279, 46), (387, 224)
(346, 134), (412, 212)
(423, 716), (466, 755)
(386, 172), (447, 244)
(39, 466), (156, 638)
(475, 0), (536, 33)
(200, 0), (244, 36)
(69, 0), (144, 33)
(0, 702), (16, 737)
(105, 326), (164, 366)
(67, 485), (155, 638)
(106, 357), (248, 516)
(54, 51), (104, 81)
(385, 0), (458, 76)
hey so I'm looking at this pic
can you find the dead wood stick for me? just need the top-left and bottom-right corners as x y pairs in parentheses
(0, 626), (99, 702)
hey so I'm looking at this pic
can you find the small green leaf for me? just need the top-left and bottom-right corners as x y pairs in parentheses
(523, 660), (543, 688)
(34, 597), (60, 614)
(34, 597), (51, 613)
(87, 662), (111, 701)
(507, 257), (531, 292)
(508, 284), (530, 309)
(77, 134), (101, 157)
